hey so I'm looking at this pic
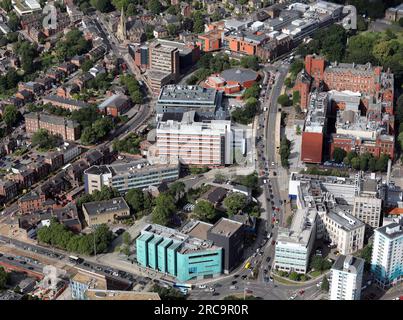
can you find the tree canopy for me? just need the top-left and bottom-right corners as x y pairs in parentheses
(0, 266), (8, 289)
(193, 200), (216, 222)
(151, 193), (176, 226)
(224, 193), (248, 216)
(31, 129), (60, 151)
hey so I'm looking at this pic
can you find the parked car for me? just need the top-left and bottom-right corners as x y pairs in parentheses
(199, 284), (206, 289)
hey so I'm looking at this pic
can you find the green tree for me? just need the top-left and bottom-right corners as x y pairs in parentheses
(358, 244), (373, 271)
(375, 154), (389, 172)
(192, 11), (205, 34)
(357, 15), (368, 31)
(292, 91), (300, 106)
(321, 276), (329, 292)
(81, 59), (94, 72)
(224, 193), (247, 216)
(284, 77), (293, 88)
(3, 105), (18, 127)
(0, 266), (8, 289)
(31, 129), (60, 151)
(193, 200), (216, 222)
(351, 157), (360, 170)
(240, 56), (259, 71)
(90, 0), (112, 12)
(280, 137), (291, 168)
(151, 193), (176, 226)
(333, 148), (346, 163)
(168, 181), (186, 203)
(122, 231), (131, 246)
(289, 271), (299, 281)
(277, 94), (291, 107)
(152, 284), (187, 300)
(148, 0), (162, 14)
(289, 59), (304, 77)
(125, 188), (145, 213)
(0, 0), (12, 12)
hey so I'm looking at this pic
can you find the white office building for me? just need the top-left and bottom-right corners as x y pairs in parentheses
(274, 207), (317, 274)
(156, 111), (233, 166)
(371, 219), (403, 288)
(329, 254), (364, 300)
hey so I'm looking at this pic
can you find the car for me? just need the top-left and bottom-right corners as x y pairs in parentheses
(0, 253), (3, 257)
(212, 292), (220, 296)
(299, 290), (305, 295)
(271, 240), (276, 245)
(19, 261), (27, 265)
(198, 284), (207, 289)
(273, 171), (277, 176)
(28, 266), (34, 270)
(104, 270), (111, 274)
(317, 281), (323, 288)
(241, 275), (248, 280)
(83, 263), (90, 267)
(231, 280), (237, 285)
(266, 256), (271, 263)
(209, 287), (215, 292)
(112, 271), (119, 277)
(139, 281), (146, 286)
(233, 274), (239, 279)
(7, 256), (13, 260)
(263, 269), (268, 274)
(96, 266), (102, 271)
(230, 285), (238, 290)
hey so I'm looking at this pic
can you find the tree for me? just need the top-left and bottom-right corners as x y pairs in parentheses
(168, 181), (186, 203)
(351, 157), (360, 170)
(375, 154), (389, 172)
(277, 94), (291, 107)
(295, 125), (301, 135)
(148, 0), (162, 15)
(192, 11), (205, 34)
(31, 129), (60, 151)
(81, 59), (94, 72)
(122, 231), (131, 246)
(289, 59), (304, 77)
(90, 0), (112, 12)
(310, 256), (331, 272)
(167, 24), (178, 36)
(224, 193), (247, 216)
(240, 56), (259, 71)
(151, 193), (176, 226)
(358, 244), (373, 271)
(194, 200), (216, 222)
(125, 189), (145, 213)
(0, 266), (8, 289)
(333, 148), (346, 164)
(357, 15), (367, 31)
(289, 272), (299, 281)
(292, 91), (300, 106)
(321, 276), (329, 292)
(280, 138), (291, 168)
(152, 284), (187, 300)
(3, 105), (18, 127)
(0, 0), (12, 12)
(284, 77), (293, 88)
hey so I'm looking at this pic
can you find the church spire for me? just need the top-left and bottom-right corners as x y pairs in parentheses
(117, 6), (127, 42)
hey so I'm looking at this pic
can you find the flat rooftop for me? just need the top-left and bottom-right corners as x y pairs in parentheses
(327, 209), (364, 231)
(181, 220), (213, 241)
(158, 85), (218, 105)
(332, 254), (364, 274)
(86, 290), (160, 300)
(376, 221), (403, 240)
(71, 271), (107, 290)
(82, 197), (129, 216)
(209, 218), (243, 237)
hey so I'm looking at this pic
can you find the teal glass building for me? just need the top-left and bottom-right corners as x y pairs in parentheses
(136, 224), (222, 282)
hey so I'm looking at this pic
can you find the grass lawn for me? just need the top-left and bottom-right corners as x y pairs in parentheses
(309, 270), (323, 278)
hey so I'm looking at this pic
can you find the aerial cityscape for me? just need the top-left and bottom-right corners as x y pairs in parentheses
(0, 0), (402, 303)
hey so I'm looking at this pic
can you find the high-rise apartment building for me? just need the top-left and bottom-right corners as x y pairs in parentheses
(329, 255), (364, 300)
(371, 220), (403, 288)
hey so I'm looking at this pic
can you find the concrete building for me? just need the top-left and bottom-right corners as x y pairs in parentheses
(146, 42), (180, 94)
(12, 0), (41, 16)
(156, 111), (232, 166)
(329, 254), (364, 300)
(156, 85), (223, 120)
(97, 94), (131, 117)
(25, 113), (81, 141)
(70, 270), (107, 300)
(301, 91), (328, 164)
(371, 220), (403, 288)
(317, 208), (365, 255)
(84, 159), (179, 194)
(206, 218), (244, 274)
(82, 197), (130, 227)
(136, 224), (223, 282)
(274, 207), (317, 274)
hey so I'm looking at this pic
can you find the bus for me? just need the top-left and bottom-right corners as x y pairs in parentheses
(69, 255), (84, 264)
(174, 283), (193, 290)
(244, 262), (251, 270)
